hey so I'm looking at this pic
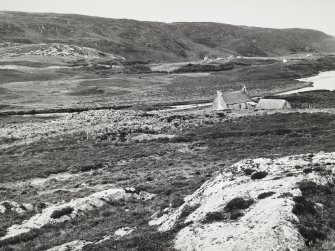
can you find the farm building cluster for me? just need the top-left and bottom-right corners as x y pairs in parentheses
(212, 87), (291, 111)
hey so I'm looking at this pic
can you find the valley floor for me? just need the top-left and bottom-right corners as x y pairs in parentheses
(1, 52), (335, 250)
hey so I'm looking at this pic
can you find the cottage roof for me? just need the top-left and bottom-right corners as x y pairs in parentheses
(221, 91), (252, 105)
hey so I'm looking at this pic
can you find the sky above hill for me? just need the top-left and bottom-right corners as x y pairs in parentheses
(1, 0), (335, 35)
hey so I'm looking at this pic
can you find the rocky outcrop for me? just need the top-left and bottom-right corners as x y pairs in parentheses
(0, 201), (33, 215)
(45, 240), (91, 251)
(150, 152), (335, 251)
(0, 188), (154, 241)
(45, 235), (113, 251)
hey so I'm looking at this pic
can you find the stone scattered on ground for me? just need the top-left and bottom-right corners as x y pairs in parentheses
(0, 188), (155, 241)
(150, 152), (335, 251)
(0, 109), (225, 149)
(114, 227), (136, 237)
(130, 133), (177, 142)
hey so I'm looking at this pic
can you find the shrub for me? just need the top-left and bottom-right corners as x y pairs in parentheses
(50, 206), (74, 219)
(0, 229), (7, 237)
(1, 202), (12, 211)
(79, 163), (103, 172)
(257, 191), (276, 199)
(170, 136), (193, 143)
(251, 171), (268, 180)
(278, 192), (293, 198)
(298, 226), (326, 246)
(243, 168), (256, 175)
(225, 197), (254, 212)
(180, 204), (201, 219)
(298, 181), (332, 195)
(292, 196), (316, 215)
(230, 210), (244, 220)
(303, 168), (313, 174)
(202, 211), (226, 223)
(170, 197), (184, 208)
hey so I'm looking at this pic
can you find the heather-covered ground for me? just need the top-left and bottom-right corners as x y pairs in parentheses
(1, 111), (335, 250)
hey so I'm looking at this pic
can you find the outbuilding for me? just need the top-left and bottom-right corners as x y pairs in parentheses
(255, 99), (292, 110)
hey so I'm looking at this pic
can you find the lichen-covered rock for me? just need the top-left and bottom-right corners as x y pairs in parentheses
(150, 152), (335, 251)
(0, 201), (34, 215)
(45, 240), (91, 251)
(0, 188), (155, 241)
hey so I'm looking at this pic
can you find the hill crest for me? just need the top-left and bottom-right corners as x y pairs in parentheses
(1, 11), (335, 62)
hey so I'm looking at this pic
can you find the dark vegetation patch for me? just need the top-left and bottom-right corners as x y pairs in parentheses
(229, 210), (244, 220)
(1, 202), (13, 211)
(292, 180), (335, 247)
(0, 68), (68, 85)
(292, 196), (317, 215)
(179, 204), (201, 219)
(303, 168), (313, 174)
(243, 168), (256, 175)
(278, 192), (293, 198)
(224, 197), (254, 212)
(170, 196), (185, 208)
(0, 229), (6, 238)
(251, 171), (268, 180)
(202, 211), (226, 224)
(257, 191), (276, 199)
(50, 207), (74, 219)
(173, 63), (234, 73)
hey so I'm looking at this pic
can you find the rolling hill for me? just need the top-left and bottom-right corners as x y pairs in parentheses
(1, 11), (335, 62)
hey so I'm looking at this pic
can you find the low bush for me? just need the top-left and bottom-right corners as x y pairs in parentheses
(230, 210), (244, 220)
(243, 168), (256, 175)
(225, 197), (254, 212)
(0, 229), (7, 237)
(170, 196), (184, 208)
(292, 196), (316, 215)
(251, 171), (268, 180)
(257, 191), (276, 199)
(298, 226), (326, 247)
(298, 181), (332, 195)
(179, 204), (201, 219)
(202, 211), (226, 224)
(50, 206), (74, 219)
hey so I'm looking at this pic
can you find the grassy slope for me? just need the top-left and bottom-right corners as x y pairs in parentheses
(1, 11), (335, 61)
(1, 112), (335, 250)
